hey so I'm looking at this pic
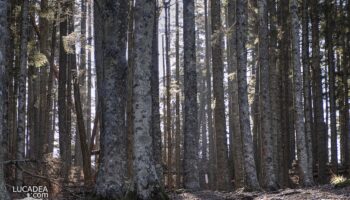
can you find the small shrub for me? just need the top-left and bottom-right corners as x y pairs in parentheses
(330, 175), (350, 188)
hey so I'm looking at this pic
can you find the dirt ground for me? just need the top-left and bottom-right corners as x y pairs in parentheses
(170, 185), (350, 200)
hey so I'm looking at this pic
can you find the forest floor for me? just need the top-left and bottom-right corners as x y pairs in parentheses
(169, 185), (350, 200)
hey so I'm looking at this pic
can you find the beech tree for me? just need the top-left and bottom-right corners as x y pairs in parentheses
(94, 0), (129, 198)
(0, 0), (10, 198)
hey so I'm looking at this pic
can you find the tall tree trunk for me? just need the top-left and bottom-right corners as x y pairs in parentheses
(16, 0), (29, 185)
(133, 0), (165, 198)
(126, 0), (134, 179)
(94, 0), (129, 198)
(0, 0), (11, 197)
(311, 0), (328, 183)
(211, 0), (230, 190)
(151, 1), (163, 185)
(236, 0), (261, 191)
(86, 0), (92, 147)
(290, 0), (314, 186)
(257, 0), (278, 190)
(227, 0), (244, 189)
(59, 0), (69, 182)
(301, 0), (314, 184)
(268, 0), (282, 186)
(204, 0), (216, 189)
(39, 0), (49, 159)
(163, 0), (173, 188)
(73, 77), (92, 186)
(278, 0), (292, 187)
(175, 0), (181, 189)
(47, 7), (58, 155)
(344, 0), (350, 174)
(183, 0), (200, 190)
(325, 0), (337, 173)
(80, 0), (87, 126)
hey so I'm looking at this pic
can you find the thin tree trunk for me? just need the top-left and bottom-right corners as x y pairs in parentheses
(16, 0), (29, 185)
(126, 0), (134, 179)
(301, 0), (314, 184)
(311, 0), (328, 183)
(47, 8), (58, 155)
(204, 0), (216, 189)
(175, 0), (181, 189)
(86, 0), (92, 148)
(59, 0), (69, 182)
(39, 0), (49, 160)
(278, 0), (292, 187)
(227, 0), (244, 189)
(163, 0), (173, 188)
(73, 77), (92, 186)
(257, 0), (278, 190)
(290, 0), (314, 186)
(325, 0), (337, 173)
(183, 0), (200, 190)
(211, 0), (230, 190)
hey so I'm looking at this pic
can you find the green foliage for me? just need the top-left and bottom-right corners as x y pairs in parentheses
(330, 175), (350, 188)
(29, 52), (48, 68)
(63, 31), (79, 54)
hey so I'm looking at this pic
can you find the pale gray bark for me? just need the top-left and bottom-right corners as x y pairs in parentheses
(133, 0), (163, 199)
(94, 0), (129, 198)
(204, 0), (216, 189)
(236, 0), (261, 191)
(16, 0), (29, 186)
(301, 0), (314, 185)
(290, 0), (313, 186)
(183, 0), (200, 190)
(151, 2), (163, 185)
(227, 0), (244, 189)
(257, 0), (278, 190)
(175, 0), (181, 189)
(0, 0), (10, 198)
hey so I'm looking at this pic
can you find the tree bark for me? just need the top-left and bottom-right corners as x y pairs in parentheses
(183, 0), (200, 190)
(175, 0), (181, 189)
(94, 0), (129, 198)
(39, 0), (49, 159)
(227, 0), (244, 189)
(325, 0), (337, 172)
(301, 0), (314, 184)
(290, 0), (314, 186)
(0, 0), (11, 197)
(16, 0), (29, 185)
(133, 0), (164, 198)
(73, 77), (92, 186)
(311, 0), (328, 183)
(163, 0), (173, 188)
(151, 1), (163, 185)
(211, 0), (230, 191)
(257, 0), (278, 190)
(236, 0), (261, 191)
(204, 0), (216, 189)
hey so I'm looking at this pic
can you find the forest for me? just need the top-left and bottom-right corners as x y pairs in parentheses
(0, 0), (349, 199)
